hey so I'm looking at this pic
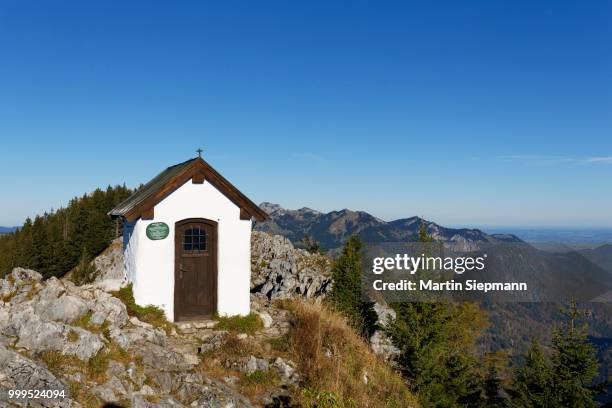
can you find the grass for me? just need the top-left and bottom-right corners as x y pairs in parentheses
(285, 300), (418, 408)
(1, 290), (17, 303)
(269, 334), (291, 352)
(41, 342), (131, 384)
(215, 313), (263, 335)
(240, 369), (280, 398)
(67, 330), (79, 342)
(71, 310), (111, 337)
(68, 381), (101, 408)
(111, 284), (172, 333)
(301, 389), (353, 408)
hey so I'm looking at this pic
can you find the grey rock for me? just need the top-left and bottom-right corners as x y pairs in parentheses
(106, 360), (125, 378)
(199, 332), (228, 353)
(10, 307), (104, 360)
(91, 376), (127, 402)
(251, 231), (332, 300)
(0, 344), (71, 407)
(9, 267), (43, 285)
(188, 378), (255, 408)
(373, 302), (396, 328)
(272, 357), (297, 384)
(135, 342), (191, 371)
(35, 277), (66, 302)
(256, 312), (273, 329)
(93, 238), (125, 282)
(89, 294), (129, 327)
(109, 325), (166, 349)
(244, 355), (269, 374)
(369, 330), (400, 361)
(39, 294), (89, 323)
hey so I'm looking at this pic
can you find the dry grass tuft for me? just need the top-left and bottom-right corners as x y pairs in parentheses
(286, 300), (418, 408)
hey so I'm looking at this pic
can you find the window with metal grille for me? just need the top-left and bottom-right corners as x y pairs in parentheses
(183, 228), (207, 251)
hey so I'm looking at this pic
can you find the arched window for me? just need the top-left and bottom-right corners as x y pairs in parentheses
(183, 227), (207, 251)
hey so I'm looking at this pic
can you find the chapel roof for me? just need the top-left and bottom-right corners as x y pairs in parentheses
(108, 157), (267, 222)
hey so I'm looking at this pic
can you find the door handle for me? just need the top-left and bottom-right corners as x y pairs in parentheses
(179, 264), (185, 279)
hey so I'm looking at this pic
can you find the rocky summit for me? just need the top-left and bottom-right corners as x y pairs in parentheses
(0, 233), (313, 407)
(0, 231), (401, 407)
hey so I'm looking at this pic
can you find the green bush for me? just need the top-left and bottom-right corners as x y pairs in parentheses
(112, 284), (170, 331)
(215, 313), (263, 335)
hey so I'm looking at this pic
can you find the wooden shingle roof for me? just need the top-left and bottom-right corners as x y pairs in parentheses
(109, 157), (267, 222)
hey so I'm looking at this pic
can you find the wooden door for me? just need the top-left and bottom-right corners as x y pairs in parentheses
(174, 218), (217, 321)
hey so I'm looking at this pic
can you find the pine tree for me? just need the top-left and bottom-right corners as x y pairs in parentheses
(0, 185), (133, 279)
(386, 221), (489, 407)
(513, 340), (554, 408)
(550, 302), (599, 408)
(512, 302), (599, 408)
(326, 235), (378, 338)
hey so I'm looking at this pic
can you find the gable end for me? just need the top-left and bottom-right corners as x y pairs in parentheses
(109, 158), (267, 222)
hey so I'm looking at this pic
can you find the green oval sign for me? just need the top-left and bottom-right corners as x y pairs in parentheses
(146, 222), (169, 240)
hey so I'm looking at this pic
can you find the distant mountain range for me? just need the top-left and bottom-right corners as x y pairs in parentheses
(255, 202), (612, 302)
(255, 202), (612, 390)
(256, 202), (523, 252)
(0, 227), (17, 234)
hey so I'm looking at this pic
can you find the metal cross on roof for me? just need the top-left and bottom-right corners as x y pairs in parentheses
(196, 148), (203, 158)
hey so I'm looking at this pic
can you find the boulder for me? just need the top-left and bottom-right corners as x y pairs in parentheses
(0, 344), (72, 407)
(10, 307), (104, 360)
(39, 294), (89, 323)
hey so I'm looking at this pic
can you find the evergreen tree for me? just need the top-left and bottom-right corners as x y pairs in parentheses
(326, 235), (378, 338)
(386, 221), (489, 407)
(0, 184), (132, 279)
(512, 341), (554, 408)
(550, 302), (599, 408)
(512, 302), (599, 408)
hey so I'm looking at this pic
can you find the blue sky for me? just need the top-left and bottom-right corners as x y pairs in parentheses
(0, 1), (610, 227)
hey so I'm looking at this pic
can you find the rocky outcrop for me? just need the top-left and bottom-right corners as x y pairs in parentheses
(369, 302), (400, 362)
(0, 344), (75, 407)
(0, 265), (309, 407)
(251, 231), (333, 300)
(93, 237), (124, 282)
(0, 267), (261, 407)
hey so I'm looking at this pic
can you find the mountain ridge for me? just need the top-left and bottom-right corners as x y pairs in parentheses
(255, 202), (523, 252)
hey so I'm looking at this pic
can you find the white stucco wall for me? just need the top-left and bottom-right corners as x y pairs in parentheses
(123, 179), (252, 321)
